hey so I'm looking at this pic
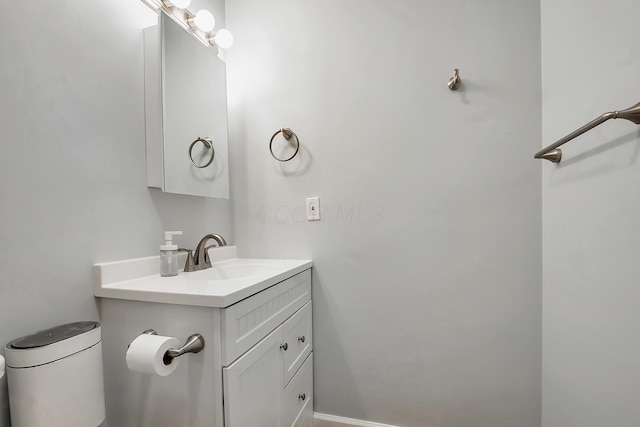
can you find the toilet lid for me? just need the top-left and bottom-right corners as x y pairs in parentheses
(8, 321), (98, 349)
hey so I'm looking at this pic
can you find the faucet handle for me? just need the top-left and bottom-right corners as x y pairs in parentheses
(178, 248), (196, 272)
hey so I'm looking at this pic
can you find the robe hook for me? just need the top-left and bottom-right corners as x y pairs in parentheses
(448, 68), (461, 91)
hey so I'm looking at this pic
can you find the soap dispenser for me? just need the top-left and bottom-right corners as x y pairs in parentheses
(160, 231), (182, 277)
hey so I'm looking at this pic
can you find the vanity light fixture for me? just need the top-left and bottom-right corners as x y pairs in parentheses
(210, 29), (234, 49)
(140, 0), (233, 51)
(189, 10), (216, 32)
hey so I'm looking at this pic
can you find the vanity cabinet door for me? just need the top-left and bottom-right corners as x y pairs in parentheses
(281, 355), (313, 427)
(281, 302), (313, 386)
(223, 328), (283, 427)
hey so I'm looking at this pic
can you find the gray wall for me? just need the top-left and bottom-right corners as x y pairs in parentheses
(4, 0), (637, 425)
(0, 1), (231, 425)
(226, 1), (542, 426)
(540, 0), (640, 426)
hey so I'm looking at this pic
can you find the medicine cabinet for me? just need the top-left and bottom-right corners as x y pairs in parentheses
(144, 11), (230, 198)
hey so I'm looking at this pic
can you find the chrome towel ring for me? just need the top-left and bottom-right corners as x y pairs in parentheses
(188, 137), (215, 168)
(269, 127), (300, 162)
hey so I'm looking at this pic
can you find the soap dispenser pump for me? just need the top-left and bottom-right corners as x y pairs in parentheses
(160, 231), (182, 277)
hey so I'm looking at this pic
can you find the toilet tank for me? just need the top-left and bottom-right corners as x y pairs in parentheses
(4, 321), (106, 427)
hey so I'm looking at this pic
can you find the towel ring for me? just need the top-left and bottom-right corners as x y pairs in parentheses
(269, 127), (300, 162)
(189, 137), (215, 168)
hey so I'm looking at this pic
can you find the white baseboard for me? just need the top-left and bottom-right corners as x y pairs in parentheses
(314, 413), (400, 427)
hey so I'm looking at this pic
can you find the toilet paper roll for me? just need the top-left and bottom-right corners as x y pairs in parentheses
(126, 334), (181, 376)
(0, 355), (4, 380)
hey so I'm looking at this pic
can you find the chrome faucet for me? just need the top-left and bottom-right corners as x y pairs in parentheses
(189, 233), (227, 271)
(180, 233), (227, 272)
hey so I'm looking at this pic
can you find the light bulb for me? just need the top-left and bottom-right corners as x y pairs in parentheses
(170, 0), (191, 8)
(213, 29), (234, 49)
(193, 10), (215, 32)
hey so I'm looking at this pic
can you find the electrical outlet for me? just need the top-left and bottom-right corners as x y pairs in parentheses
(306, 197), (320, 221)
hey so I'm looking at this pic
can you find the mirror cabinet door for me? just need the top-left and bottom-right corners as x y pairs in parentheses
(144, 12), (230, 199)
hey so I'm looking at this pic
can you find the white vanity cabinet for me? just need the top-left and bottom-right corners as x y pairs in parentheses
(223, 302), (313, 427)
(95, 253), (312, 427)
(221, 270), (313, 427)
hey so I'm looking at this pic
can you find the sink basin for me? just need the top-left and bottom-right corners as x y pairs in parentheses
(199, 263), (280, 281)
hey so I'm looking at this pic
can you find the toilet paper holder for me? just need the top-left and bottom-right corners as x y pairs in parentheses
(141, 329), (205, 361)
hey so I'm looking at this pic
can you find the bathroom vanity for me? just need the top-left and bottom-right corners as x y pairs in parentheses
(95, 247), (312, 427)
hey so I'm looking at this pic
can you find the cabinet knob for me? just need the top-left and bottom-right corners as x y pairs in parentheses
(280, 343), (288, 351)
(298, 336), (306, 343)
(298, 393), (306, 401)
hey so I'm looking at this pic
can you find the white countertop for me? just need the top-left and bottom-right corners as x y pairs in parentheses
(94, 247), (312, 308)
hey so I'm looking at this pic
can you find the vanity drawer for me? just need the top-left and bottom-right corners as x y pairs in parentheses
(281, 353), (313, 427)
(282, 301), (312, 386)
(221, 269), (311, 365)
